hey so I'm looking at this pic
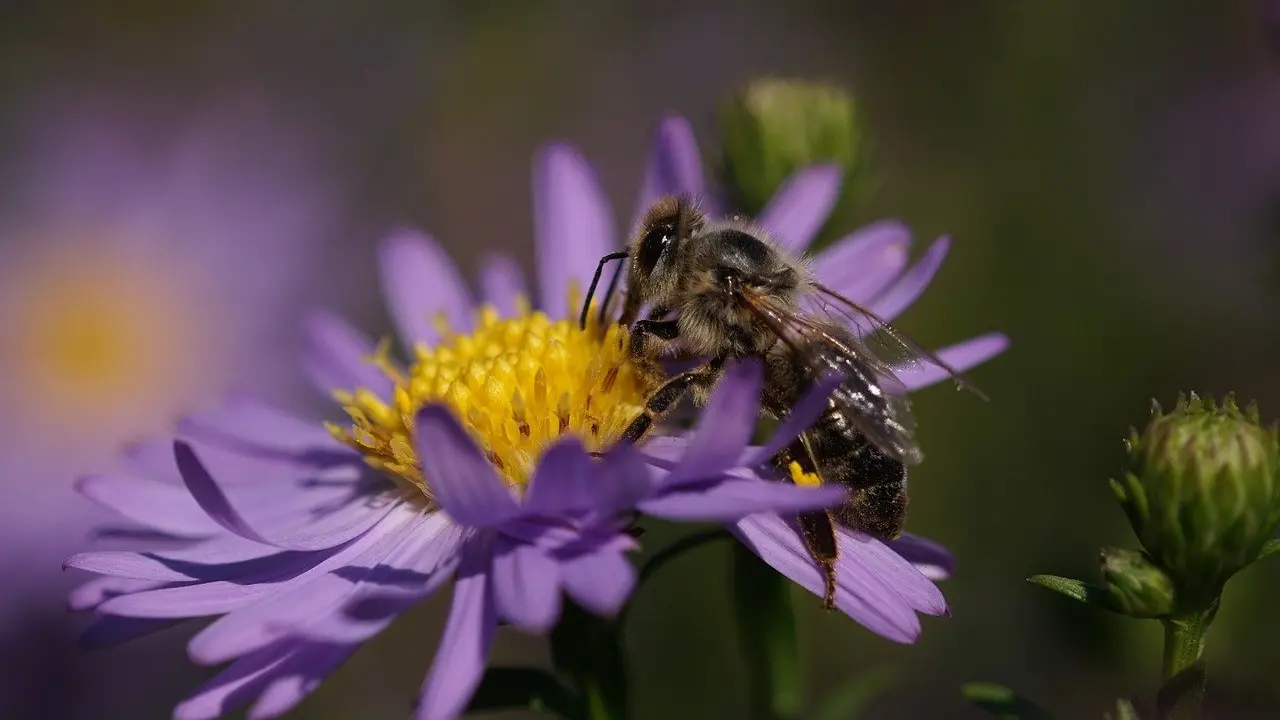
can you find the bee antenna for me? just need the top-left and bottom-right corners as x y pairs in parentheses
(580, 251), (629, 330)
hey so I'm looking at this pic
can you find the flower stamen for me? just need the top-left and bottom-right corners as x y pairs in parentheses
(328, 295), (655, 501)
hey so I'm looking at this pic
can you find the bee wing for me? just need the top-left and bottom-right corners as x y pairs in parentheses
(804, 281), (989, 401)
(738, 289), (924, 465)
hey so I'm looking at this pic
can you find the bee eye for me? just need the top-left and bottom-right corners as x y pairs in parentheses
(637, 220), (677, 275)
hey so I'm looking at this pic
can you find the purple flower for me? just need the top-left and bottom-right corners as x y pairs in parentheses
(67, 119), (850, 720)
(0, 92), (343, 716)
(68, 114), (1007, 717)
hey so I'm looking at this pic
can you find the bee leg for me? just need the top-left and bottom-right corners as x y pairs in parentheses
(628, 318), (679, 361)
(617, 358), (724, 445)
(796, 511), (840, 611)
(772, 437), (840, 610)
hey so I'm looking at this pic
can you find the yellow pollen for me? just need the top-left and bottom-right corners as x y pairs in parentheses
(328, 294), (656, 501)
(788, 461), (823, 488)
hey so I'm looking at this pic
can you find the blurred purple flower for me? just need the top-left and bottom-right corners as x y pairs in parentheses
(0, 91), (344, 717)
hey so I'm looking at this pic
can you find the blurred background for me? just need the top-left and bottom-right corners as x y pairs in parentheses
(2, 1), (1278, 718)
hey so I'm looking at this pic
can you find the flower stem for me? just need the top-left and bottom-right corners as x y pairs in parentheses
(1156, 599), (1218, 720)
(550, 601), (629, 720)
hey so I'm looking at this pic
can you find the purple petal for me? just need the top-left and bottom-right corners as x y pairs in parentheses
(888, 532), (954, 581)
(523, 438), (594, 515)
(174, 642), (294, 720)
(870, 236), (951, 322)
(809, 220), (911, 303)
(758, 164), (843, 253)
(297, 513), (469, 644)
(636, 116), (704, 215)
(478, 253), (527, 317)
(641, 477), (847, 521)
(588, 444), (655, 517)
(76, 474), (220, 537)
(378, 228), (474, 351)
(175, 441), (394, 551)
(744, 371), (843, 467)
(66, 551), (200, 583)
(732, 514), (928, 643)
(178, 395), (344, 459)
(894, 333), (1009, 391)
(559, 548), (634, 617)
(301, 311), (395, 400)
(246, 644), (353, 719)
(415, 405), (520, 527)
(69, 576), (165, 611)
(417, 540), (497, 720)
(120, 440), (182, 483)
(490, 540), (561, 632)
(835, 527), (948, 616)
(186, 509), (424, 664)
(664, 359), (763, 486)
(533, 143), (617, 319)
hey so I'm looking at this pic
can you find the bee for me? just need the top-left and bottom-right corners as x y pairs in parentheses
(580, 195), (983, 609)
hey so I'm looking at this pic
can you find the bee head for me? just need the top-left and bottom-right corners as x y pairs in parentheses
(624, 195), (704, 312)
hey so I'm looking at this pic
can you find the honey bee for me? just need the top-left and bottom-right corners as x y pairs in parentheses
(581, 195), (983, 609)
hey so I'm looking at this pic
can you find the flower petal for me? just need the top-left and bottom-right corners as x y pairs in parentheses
(300, 310), (395, 400)
(732, 514), (927, 643)
(69, 576), (166, 612)
(415, 405), (520, 527)
(379, 228), (474, 351)
(894, 332), (1009, 391)
(743, 371), (843, 467)
(641, 477), (847, 521)
(478, 253), (527, 317)
(835, 528), (948, 616)
(664, 359), (763, 486)
(758, 164), (842, 253)
(523, 438), (594, 515)
(416, 540), (497, 720)
(559, 547), (634, 617)
(177, 395), (346, 460)
(66, 551), (201, 583)
(246, 643), (354, 719)
(490, 540), (561, 632)
(120, 440), (183, 484)
(76, 473), (220, 537)
(175, 441), (394, 551)
(888, 532), (954, 581)
(870, 236), (951, 322)
(589, 444), (655, 517)
(809, 220), (911, 303)
(636, 116), (704, 216)
(174, 641), (294, 720)
(533, 143), (617, 319)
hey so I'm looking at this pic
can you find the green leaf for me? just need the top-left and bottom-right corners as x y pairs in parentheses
(1027, 574), (1111, 606)
(810, 666), (899, 720)
(732, 543), (802, 720)
(961, 682), (1055, 720)
(466, 666), (583, 719)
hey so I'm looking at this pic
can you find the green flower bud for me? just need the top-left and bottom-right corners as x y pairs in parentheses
(1099, 547), (1175, 618)
(717, 77), (877, 231)
(1111, 393), (1280, 608)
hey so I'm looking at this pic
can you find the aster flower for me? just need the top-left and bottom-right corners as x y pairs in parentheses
(66, 120), (854, 720)
(0, 91), (342, 716)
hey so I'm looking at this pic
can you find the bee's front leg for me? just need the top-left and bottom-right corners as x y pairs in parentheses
(617, 357), (724, 446)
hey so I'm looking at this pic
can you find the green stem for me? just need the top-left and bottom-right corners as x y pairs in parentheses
(550, 601), (629, 720)
(1156, 600), (1218, 720)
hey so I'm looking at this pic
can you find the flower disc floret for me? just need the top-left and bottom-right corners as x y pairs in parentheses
(329, 304), (653, 497)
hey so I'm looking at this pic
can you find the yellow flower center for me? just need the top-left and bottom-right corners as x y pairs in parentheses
(327, 298), (656, 501)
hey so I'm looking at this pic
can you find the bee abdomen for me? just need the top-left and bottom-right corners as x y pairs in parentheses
(809, 409), (909, 540)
